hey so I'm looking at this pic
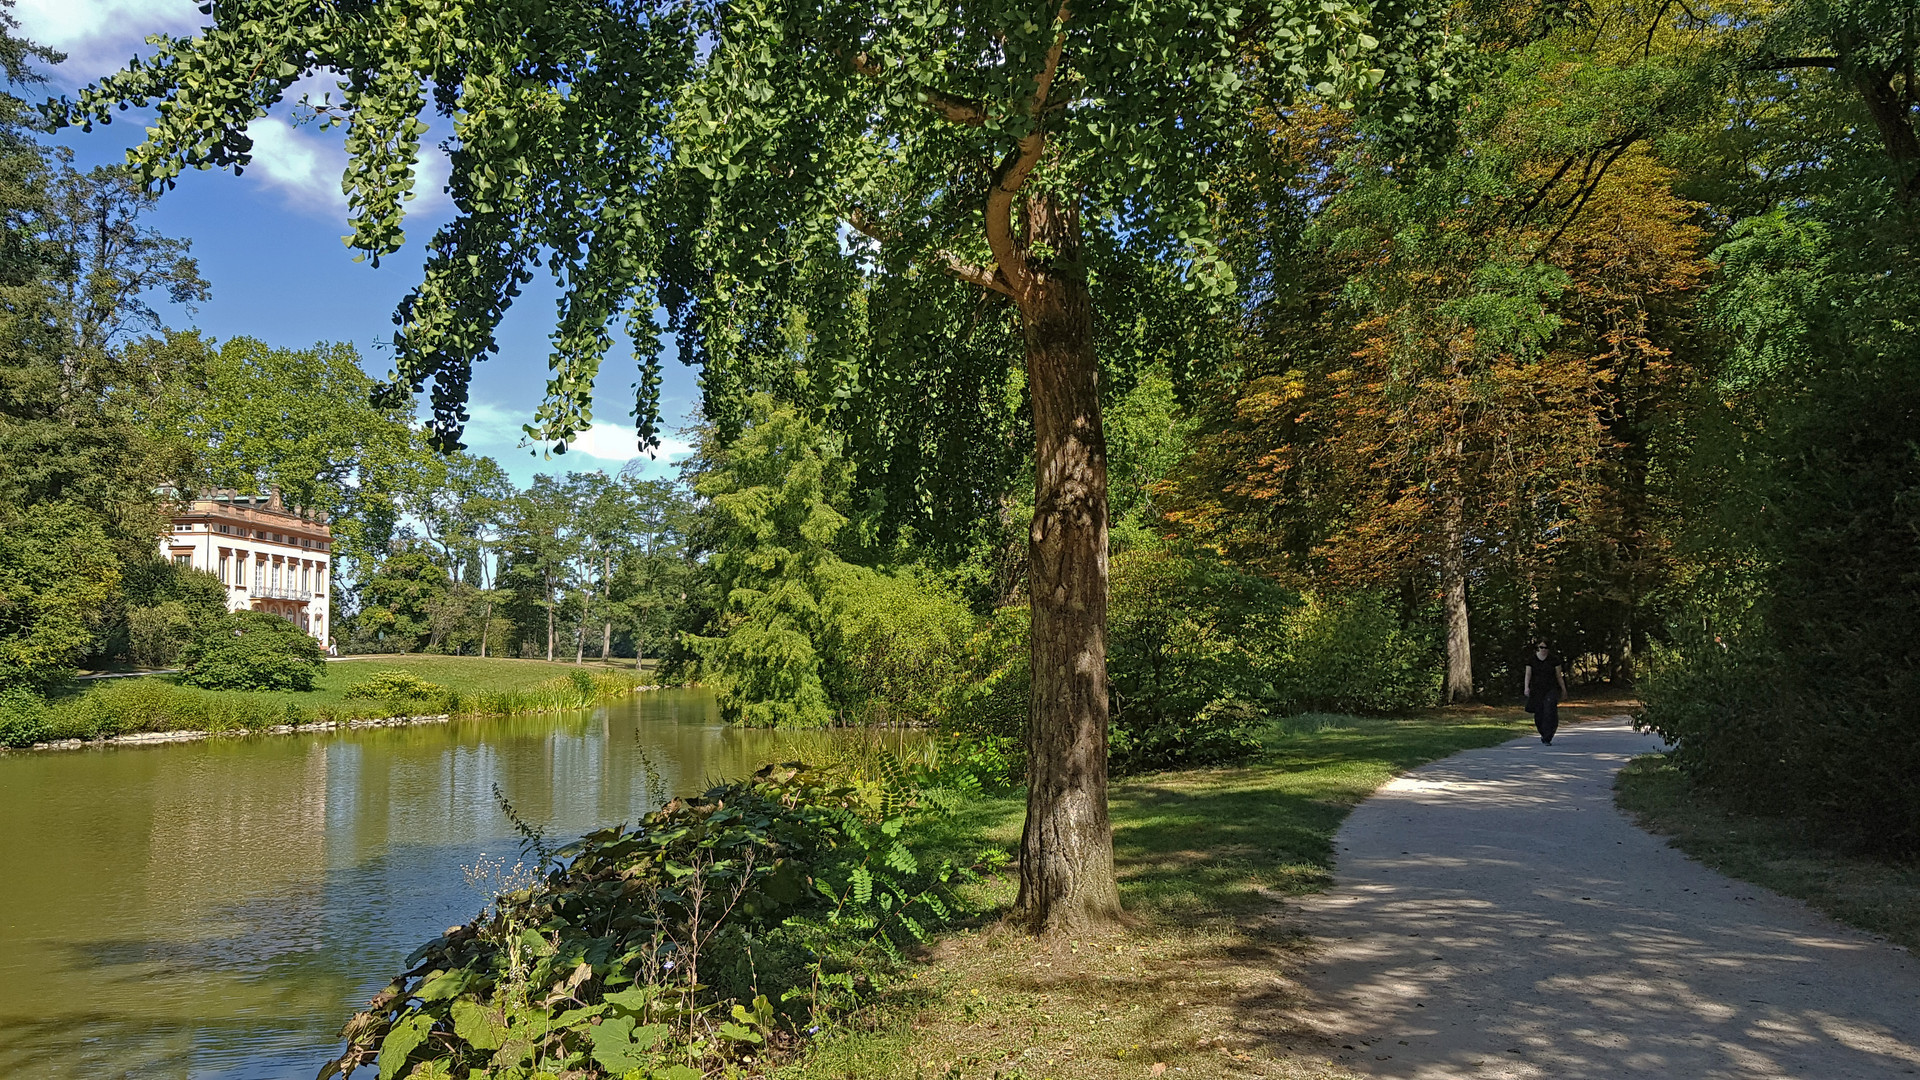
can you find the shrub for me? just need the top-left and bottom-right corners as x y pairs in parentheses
(179, 610), (326, 691)
(946, 605), (1031, 744)
(321, 762), (991, 1080)
(1105, 548), (1291, 772)
(1640, 353), (1920, 853)
(0, 503), (120, 692)
(1273, 590), (1437, 713)
(28, 678), (303, 740)
(0, 685), (47, 747)
(126, 601), (199, 669)
(114, 560), (228, 671)
(344, 668), (453, 707)
(818, 564), (977, 726)
(951, 548), (1290, 773)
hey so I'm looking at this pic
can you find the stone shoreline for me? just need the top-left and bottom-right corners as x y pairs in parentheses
(25, 712), (457, 752)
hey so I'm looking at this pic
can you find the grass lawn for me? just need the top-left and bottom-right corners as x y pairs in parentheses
(781, 705), (1544, 1080)
(1615, 755), (1920, 953)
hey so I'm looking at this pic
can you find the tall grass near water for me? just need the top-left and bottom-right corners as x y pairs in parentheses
(8, 668), (649, 747)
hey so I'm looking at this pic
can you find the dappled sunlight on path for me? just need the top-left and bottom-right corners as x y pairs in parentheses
(1285, 719), (1920, 1079)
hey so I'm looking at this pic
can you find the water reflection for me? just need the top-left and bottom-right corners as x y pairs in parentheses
(0, 689), (868, 1079)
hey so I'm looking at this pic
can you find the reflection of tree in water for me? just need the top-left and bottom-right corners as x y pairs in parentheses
(0, 689), (922, 1079)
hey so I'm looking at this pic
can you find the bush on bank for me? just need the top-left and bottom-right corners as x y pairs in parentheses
(322, 761), (997, 1080)
(180, 609), (327, 691)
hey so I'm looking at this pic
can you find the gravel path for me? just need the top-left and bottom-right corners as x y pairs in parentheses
(1295, 717), (1920, 1080)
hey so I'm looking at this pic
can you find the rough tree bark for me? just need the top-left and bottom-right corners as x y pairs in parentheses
(846, 5), (1120, 933)
(1012, 190), (1122, 933)
(1441, 493), (1475, 703)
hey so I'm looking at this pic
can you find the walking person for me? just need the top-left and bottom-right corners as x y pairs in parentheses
(1523, 642), (1567, 744)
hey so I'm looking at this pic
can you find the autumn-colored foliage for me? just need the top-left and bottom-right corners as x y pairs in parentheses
(1168, 107), (1712, 697)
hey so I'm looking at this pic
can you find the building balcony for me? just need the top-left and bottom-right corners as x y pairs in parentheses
(247, 585), (317, 603)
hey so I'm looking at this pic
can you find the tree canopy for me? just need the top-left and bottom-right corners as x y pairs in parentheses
(59, 0), (1470, 932)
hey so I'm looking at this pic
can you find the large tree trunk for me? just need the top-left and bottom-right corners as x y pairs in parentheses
(1012, 191), (1122, 935)
(545, 571), (555, 662)
(1441, 493), (1474, 703)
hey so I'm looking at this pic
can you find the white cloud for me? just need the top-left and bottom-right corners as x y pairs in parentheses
(17, 0), (201, 82)
(242, 117), (347, 212)
(21, 5), (453, 219)
(453, 400), (693, 485)
(569, 423), (693, 468)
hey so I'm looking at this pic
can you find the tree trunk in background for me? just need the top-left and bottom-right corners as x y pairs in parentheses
(1013, 191), (1122, 935)
(634, 606), (647, 671)
(545, 571), (555, 661)
(602, 553), (613, 658)
(479, 594), (492, 658)
(1441, 494), (1475, 703)
(575, 593), (586, 664)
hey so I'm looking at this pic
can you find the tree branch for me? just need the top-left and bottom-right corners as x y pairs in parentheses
(984, 0), (1072, 302)
(845, 204), (1015, 296)
(848, 51), (988, 126)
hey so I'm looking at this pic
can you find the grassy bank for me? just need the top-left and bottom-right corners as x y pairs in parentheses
(1615, 755), (1920, 953)
(13, 655), (660, 746)
(781, 707), (1534, 1080)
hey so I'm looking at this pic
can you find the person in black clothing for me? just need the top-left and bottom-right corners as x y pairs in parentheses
(1523, 642), (1568, 744)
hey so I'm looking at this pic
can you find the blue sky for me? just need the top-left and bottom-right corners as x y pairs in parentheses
(17, 0), (701, 487)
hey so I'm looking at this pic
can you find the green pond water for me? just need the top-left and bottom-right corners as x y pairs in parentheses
(0, 688), (876, 1079)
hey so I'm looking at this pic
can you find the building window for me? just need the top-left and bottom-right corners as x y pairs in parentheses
(173, 554), (190, 567)
(219, 554), (230, 581)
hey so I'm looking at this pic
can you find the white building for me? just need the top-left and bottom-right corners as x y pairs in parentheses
(160, 489), (333, 644)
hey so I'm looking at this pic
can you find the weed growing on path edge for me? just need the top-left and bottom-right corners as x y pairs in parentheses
(1616, 755), (1920, 953)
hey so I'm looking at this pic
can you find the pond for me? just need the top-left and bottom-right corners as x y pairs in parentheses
(0, 688), (875, 1079)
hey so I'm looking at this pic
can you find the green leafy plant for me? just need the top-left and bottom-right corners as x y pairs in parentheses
(817, 564), (977, 727)
(1274, 590), (1438, 714)
(179, 610), (326, 692)
(322, 762), (992, 1079)
(345, 669), (453, 708)
(0, 685), (47, 747)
